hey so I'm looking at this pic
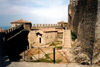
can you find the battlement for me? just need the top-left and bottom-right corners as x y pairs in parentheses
(5, 25), (24, 41)
(5, 25), (23, 34)
(32, 24), (62, 29)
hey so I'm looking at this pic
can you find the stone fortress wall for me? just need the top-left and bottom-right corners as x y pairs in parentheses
(32, 23), (67, 29)
(68, 0), (100, 65)
(6, 25), (23, 34)
(5, 25), (25, 41)
(28, 22), (67, 48)
(0, 24), (29, 61)
(28, 23), (65, 48)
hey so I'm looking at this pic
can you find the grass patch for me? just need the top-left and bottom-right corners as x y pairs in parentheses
(45, 54), (50, 59)
(50, 42), (56, 46)
(56, 46), (62, 50)
(50, 42), (62, 50)
(33, 58), (53, 63)
(32, 53), (62, 63)
(33, 58), (62, 63)
(50, 41), (62, 46)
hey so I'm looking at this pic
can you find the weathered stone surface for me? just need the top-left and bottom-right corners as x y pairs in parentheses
(93, 0), (100, 65)
(68, 0), (100, 65)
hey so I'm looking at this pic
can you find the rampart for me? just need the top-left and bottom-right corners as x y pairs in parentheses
(32, 24), (65, 29)
(0, 24), (29, 61)
(5, 25), (25, 41)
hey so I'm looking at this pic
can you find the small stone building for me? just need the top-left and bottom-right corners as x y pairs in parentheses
(40, 30), (58, 45)
(28, 28), (60, 48)
(11, 19), (32, 30)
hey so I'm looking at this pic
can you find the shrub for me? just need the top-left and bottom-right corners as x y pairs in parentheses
(56, 46), (62, 50)
(45, 54), (49, 59)
(71, 30), (77, 41)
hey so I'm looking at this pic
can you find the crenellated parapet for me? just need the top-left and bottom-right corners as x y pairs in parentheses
(32, 24), (62, 29)
(5, 24), (24, 41)
(6, 25), (23, 34)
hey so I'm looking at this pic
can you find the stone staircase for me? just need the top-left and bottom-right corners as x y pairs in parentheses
(63, 30), (72, 48)
(62, 29), (74, 62)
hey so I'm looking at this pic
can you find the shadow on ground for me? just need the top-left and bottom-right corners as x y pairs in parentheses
(0, 31), (29, 67)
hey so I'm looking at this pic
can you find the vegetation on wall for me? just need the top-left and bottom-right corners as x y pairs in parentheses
(71, 30), (77, 41)
(33, 53), (62, 63)
(33, 58), (62, 63)
(50, 42), (62, 50)
(56, 46), (62, 50)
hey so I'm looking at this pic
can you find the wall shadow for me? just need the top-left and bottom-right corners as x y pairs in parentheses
(5, 30), (29, 61)
(0, 32), (11, 67)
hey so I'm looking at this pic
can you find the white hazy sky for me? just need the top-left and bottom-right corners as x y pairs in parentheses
(0, 0), (69, 26)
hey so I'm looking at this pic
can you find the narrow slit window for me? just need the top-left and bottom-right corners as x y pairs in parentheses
(39, 38), (41, 43)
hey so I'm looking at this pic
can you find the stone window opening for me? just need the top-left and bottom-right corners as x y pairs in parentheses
(39, 37), (42, 43)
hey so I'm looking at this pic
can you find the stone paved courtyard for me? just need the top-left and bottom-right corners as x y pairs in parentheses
(6, 62), (100, 67)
